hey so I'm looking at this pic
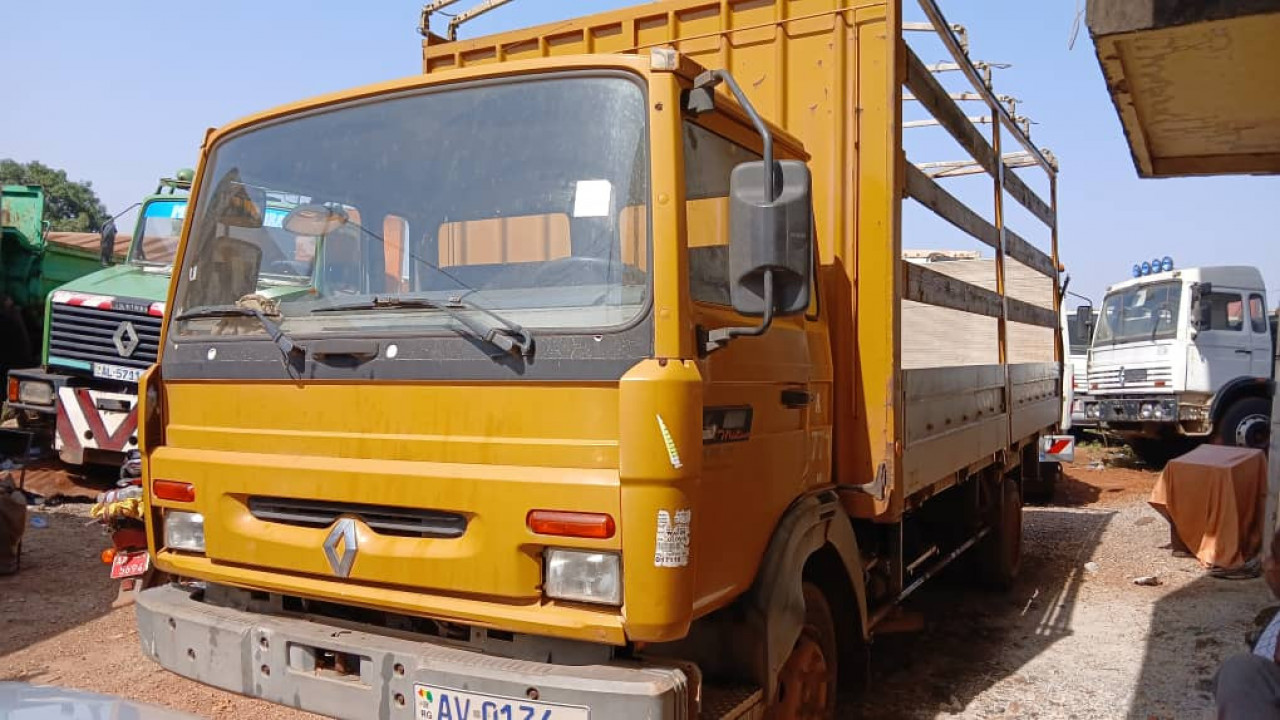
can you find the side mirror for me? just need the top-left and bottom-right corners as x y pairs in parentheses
(696, 67), (814, 355)
(727, 160), (813, 317)
(1076, 303), (1094, 335)
(1191, 283), (1212, 331)
(98, 218), (117, 266)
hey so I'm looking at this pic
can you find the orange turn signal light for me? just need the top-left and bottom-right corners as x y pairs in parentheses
(526, 510), (615, 539)
(153, 479), (196, 503)
(100, 548), (116, 564)
(6, 377), (17, 403)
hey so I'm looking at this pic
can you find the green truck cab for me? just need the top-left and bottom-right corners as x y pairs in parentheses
(7, 173), (317, 467)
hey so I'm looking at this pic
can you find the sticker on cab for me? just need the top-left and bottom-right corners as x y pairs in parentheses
(654, 509), (691, 568)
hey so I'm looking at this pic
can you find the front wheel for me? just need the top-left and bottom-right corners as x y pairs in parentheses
(769, 582), (838, 720)
(1218, 397), (1270, 450)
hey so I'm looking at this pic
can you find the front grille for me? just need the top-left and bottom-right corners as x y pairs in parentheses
(1087, 364), (1174, 392)
(48, 301), (161, 372)
(248, 497), (468, 539)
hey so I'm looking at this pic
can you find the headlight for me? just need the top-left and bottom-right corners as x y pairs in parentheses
(164, 511), (206, 552)
(544, 549), (622, 606)
(1139, 403), (1154, 419)
(18, 380), (54, 406)
(1086, 404), (1100, 419)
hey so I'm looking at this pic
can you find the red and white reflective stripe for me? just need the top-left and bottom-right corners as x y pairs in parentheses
(50, 290), (116, 309)
(148, 302), (166, 317)
(54, 387), (139, 458)
(1039, 435), (1076, 463)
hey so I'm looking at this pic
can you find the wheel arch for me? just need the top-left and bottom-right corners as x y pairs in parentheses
(747, 489), (868, 701)
(1210, 376), (1274, 424)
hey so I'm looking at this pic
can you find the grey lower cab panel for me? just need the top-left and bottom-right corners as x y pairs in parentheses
(135, 584), (693, 719)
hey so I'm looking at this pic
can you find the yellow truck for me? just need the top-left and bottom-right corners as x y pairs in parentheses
(134, 0), (1065, 717)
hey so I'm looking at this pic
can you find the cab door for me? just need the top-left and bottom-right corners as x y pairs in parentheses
(1247, 293), (1273, 377)
(680, 118), (819, 610)
(1195, 288), (1253, 390)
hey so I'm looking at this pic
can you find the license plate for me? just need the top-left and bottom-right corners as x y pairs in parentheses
(93, 363), (144, 384)
(413, 684), (589, 720)
(110, 550), (150, 579)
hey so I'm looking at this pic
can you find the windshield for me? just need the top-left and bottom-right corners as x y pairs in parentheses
(171, 75), (650, 339)
(128, 199), (187, 266)
(1066, 312), (1094, 355)
(1096, 281), (1182, 345)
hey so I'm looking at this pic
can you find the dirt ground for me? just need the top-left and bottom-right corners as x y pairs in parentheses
(0, 443), (1271, 719)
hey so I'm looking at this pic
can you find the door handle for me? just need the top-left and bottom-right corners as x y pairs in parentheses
(1235, 349), (1254, 355)
(781, 389), (813, 408)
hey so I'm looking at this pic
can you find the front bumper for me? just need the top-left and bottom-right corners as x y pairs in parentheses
(1085, 395), (1179, 425)
(136, 584), (696, 720)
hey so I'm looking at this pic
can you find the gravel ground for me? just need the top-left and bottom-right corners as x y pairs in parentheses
(0, 444), (1271, 719)
(847, 444), (1272, 719)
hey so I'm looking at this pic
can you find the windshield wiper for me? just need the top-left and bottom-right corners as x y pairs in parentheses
(313, 296), (534, 357)
(174, 305), (303, 361)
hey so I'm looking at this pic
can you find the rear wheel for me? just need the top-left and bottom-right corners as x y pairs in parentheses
(1218, 397), (1270, 451)
(770, 582), (838, 720)
(976, 476), (1022, 589)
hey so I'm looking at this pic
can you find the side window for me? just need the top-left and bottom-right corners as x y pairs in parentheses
(1204, 292), (1244, 331)
(683, 122), (760, 306)
(1249, 294), (1267, 333)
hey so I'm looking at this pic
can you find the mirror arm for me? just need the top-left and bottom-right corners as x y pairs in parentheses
(695, 69), (777, 201)
(704, 269), (776, 355)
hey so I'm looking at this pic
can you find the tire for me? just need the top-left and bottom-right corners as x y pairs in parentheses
(976, 476), (1022, 589)
(1217, 396), (1270, 451)
(770, 582), (838, 719)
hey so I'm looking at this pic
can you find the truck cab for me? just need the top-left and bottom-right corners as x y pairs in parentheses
(7, 175), (316, 467)
(1084, 265), (1273, 463)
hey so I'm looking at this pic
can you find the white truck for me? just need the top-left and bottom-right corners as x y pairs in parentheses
(1084, 265), (1275, 464)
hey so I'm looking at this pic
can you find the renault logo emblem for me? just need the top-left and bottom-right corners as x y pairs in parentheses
(112, 321), (140, 358)
(323, 518), (358, 577)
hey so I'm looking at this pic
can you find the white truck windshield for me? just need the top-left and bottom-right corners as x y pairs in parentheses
(1096, 281), (1181, 345)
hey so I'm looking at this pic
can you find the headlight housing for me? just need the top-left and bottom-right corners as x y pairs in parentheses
(17, 380), (54, 406)
(164, 511), (206, 552)
(544, 549), (622, 606)
(1139, 402), (1154, 419)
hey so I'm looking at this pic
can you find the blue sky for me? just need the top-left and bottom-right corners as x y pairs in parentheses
(3, 0), (1276, 307)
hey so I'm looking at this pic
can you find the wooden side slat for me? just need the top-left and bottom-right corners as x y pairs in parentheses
(1003, 171), (1055, 227)
(904, 48), (996, 176)
(904, 163), (999, 249)
(1006, 296), (1057, 328)
(1003, 228), (1056, 278)
(904, 262), (1002, 318)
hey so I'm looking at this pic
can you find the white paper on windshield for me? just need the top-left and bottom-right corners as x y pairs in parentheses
(573, 179), (612, 218)
(1133, 288), (1147, 306)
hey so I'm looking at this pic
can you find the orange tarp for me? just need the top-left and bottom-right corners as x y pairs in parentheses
(1149, 445), (1268, 569)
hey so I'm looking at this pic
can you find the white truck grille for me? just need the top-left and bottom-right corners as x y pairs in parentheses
(1087, 364), (1175, 392)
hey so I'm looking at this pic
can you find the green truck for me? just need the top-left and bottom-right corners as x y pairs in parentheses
(5, 174), (191, 467)
(2, 184), (107, 400)
(7, 173), (318, 468)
